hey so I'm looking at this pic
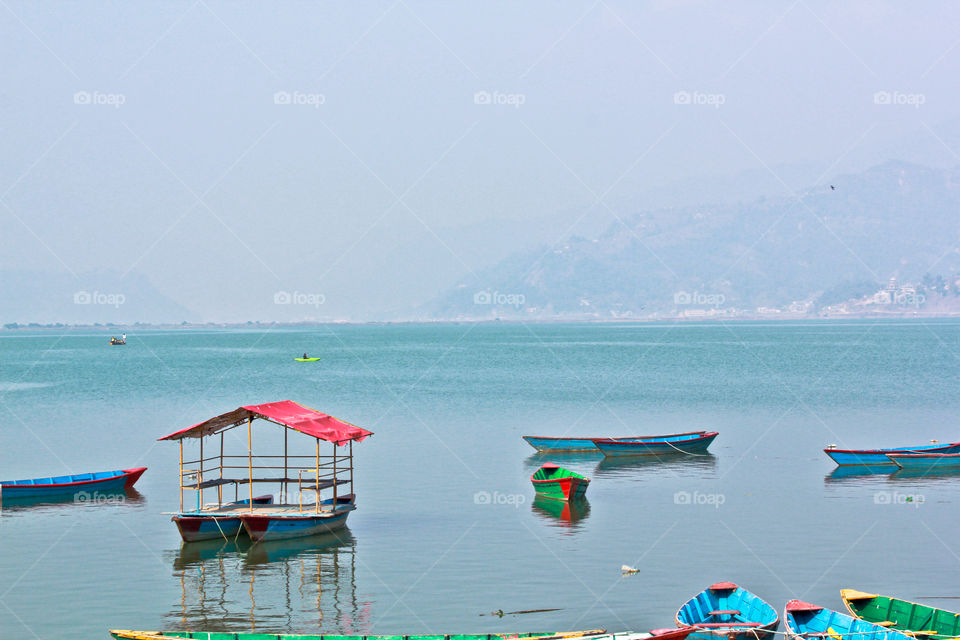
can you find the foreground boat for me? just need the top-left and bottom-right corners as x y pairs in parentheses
(523, 431), (707, 452)
(0, 467), (146, 501)
(110, 629), (698, 640)
(160, 400), (372, 543)
(824, 441), (960, 466)
(531, 463), (590, 500)
(594, 432), (718, 457)
(676, 582), (779, 640)
(885, 453), (960, 470)
(784, 600), (913, 640)
(841, 589), (960, 640)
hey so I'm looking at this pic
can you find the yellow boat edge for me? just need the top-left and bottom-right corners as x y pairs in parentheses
(110, 630), (609, 640)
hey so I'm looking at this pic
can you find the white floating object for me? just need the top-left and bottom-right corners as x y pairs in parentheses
(621, 565), (639, 574)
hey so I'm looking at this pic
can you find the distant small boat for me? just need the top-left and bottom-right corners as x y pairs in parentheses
(523, 431), (708, 452)
(0, 467), (146, 501)
(110, 628), (698, 640)
(676, 582), (779, 640)
(824, 441), (960, 466)
(110, 336), (126, 345)
(594, 432), (718, 457)
(531, 464), (590, 501)
(885, 452), (960, 470)
(784, 600), (912, 640)
(841, 589), (960, 640)
(295, 357), (321, 361)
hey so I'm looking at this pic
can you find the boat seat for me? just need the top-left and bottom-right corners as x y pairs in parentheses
(709, 610), (742, 616)
(300, 478), (350, 491)
(182, 478), (244, 489)
(695, 623), (762, 628)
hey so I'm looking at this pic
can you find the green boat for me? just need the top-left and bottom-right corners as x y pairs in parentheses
(841, 589), (960, 639)
(530, 464), (590, 501)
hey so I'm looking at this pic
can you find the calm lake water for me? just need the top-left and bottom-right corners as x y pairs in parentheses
(2, 321), (960, 639)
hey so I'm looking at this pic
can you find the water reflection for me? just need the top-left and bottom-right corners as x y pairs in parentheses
(523, 452), (602, 474)
(167, 529), (364, 634)
(593, 453), (718, 479)
(531, 495), (590, 531)
(890, 467), (960, 483)
(823, 465), (895, 484)
(0, 488), (145, 513)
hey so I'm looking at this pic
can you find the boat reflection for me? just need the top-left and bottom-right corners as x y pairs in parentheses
(0, 487), (145, 513)
(531, 495), (590, 531)
(824, 465), (895, 484)
(523, 452), (601, 474)
(593, 453), (717, 478)
(890, 466), (960, 483)
(167, 528), (363, 633)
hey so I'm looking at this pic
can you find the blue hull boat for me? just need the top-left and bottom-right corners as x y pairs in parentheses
(594, 432), (718, 457)
(240, 501), (355, 542)
(172, 495), (275, 542)
(523, 431), (707, 452)
(676, 582), (779, 640)
(824, 441), (960, 466)
(784, 600), (913, 640)
(0, 467), (146, 501)
(886, 452), (960, 470)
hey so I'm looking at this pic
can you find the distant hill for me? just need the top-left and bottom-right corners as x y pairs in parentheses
(424, 161), (960, 319)
(0, 270), (199, 325)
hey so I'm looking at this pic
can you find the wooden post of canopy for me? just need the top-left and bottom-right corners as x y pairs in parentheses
(248, 415), (253, 511)
(179, 440), (184, 512)
(218, 432), (224, 506)
(199, 435), (204, 511)
(315, 439), (320, 514)
(283, 427), (288, 504)
(332, 442), (338, 505)
(349, 439), (353, 496)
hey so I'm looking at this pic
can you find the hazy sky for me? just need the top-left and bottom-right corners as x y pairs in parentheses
(2, 1), (959, 322)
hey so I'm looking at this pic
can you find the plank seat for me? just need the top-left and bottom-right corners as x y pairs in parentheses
(708, 610), (742, 616)
(695, 623), (763, 628)
(300, 478), (350, 491)
(182, 478), (244, 489)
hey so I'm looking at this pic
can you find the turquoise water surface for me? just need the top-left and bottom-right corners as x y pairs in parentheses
(1, 320), (959, 638)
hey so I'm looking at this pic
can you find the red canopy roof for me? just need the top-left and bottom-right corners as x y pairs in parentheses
(159, 400), (373, 446)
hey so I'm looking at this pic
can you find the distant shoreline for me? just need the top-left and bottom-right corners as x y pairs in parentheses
(4, 312), (960, 332)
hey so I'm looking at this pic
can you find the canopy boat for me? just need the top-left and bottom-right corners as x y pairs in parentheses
(523, 431), (707, 452)
(0, 467), (146, 501)
(110, 629), (698, 640)
(841, 589), (960, 640)
(531, 464), (590, 500)
(885, 453), (960, 470)
(676, 582), (779, 640)
(160, 400), (372, 543)
(823, 441), (960, 466)
(594, 432), (718, 457)
(784, 600), (913, 640)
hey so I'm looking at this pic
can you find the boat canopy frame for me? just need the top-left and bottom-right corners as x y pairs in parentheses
(161, 401), (372, 515)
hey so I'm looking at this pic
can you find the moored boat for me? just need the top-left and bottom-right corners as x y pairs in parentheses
(0, 467), (146, 501)
(531, 464), (590, 501)
(841, 589), (960, 640)
(160, 400), (372, 543)
(594, 432), (718, 457)
(523, 431), (707, 452)
(109, 629), (698, 640)
(824, 441), (960, 466)
(784, 600), (913, 640)
(885, 453), (960, 470)
(676, 582), (779, 640)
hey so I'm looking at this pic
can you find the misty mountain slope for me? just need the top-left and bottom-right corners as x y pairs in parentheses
(426, 161), (960, 317)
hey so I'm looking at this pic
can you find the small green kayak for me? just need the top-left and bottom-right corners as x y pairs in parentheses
(531, 464), (590, 501)
(294, 357), (321, 361)
(842, 589), (960, 640)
